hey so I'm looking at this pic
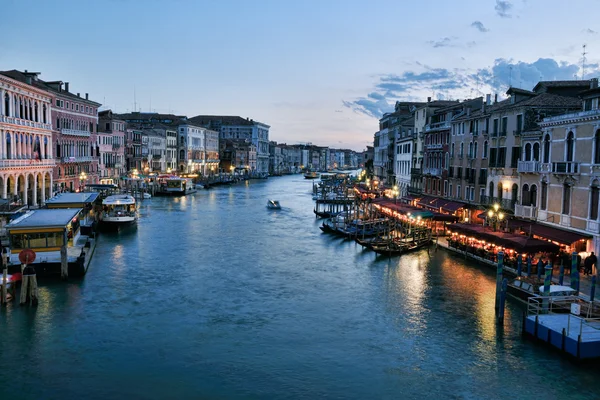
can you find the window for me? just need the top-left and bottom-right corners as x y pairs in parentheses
(510, 146), (521, 168)
(594, 130), (600, 164)
(480, 187), (485, 200)
(530, 184), (537, 207)
(516, 114), (523, 133)
(541, 181), (548, 211)
(501, 117), (508, 135)
(566, 131), (574, 162)
(493, 119), (498, 135)
(468, 142), (473, 158)
(460, 142), (464, 157)
(497, 147), (506, 167)
(483, 141), (488, 158)
(524, 143), (531, 161)
(449, 183), (453, 197)
(522, 184), (530, 206)
(562, 184), (571, 215)
(457, 185), (461, 199)
(474, 142), (478, 158)
(451, 143), (455, 157)
(444, 180), (448, 196)
(591, 181), (600, 220)
(533, 143), (540, 161)
(489, 148), (497, 167)
(543, 134), (551, 163)
(489, 181), (494, 198)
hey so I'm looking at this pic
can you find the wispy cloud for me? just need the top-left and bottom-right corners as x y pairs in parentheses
(427, 37), (456, 48)
(471, 21), (489, 32)
(343, 57), (600, 119)
(495, 0), (513, 18)
(583, 28), (597, 35)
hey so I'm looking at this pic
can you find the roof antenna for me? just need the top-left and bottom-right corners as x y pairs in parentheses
(582, 44), (587, 80)
(509, 66), (513, 87)
(134, 85), (137, 113)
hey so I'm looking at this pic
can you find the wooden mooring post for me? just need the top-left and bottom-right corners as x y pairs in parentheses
(495, 251), (504, 313)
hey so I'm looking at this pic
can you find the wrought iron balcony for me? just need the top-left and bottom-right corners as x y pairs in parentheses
(424, 143), (443, 150)
(423, 167), (441, 176)
(61, 128), (90, 137)
(61, 156), (94, 163)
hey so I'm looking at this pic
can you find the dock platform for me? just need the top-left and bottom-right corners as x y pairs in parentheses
(524, 313), (600, 359)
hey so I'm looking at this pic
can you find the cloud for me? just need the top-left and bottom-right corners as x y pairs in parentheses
(427, 37), (455, 48)
(495, 0), (512, 18)
(343, 57), (600, 119)
(583, 28), (597, 35)
(471, 21), (489, 32)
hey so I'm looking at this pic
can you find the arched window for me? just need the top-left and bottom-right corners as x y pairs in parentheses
(179, 149), (185, 160)
(524, 143), (532, 161)
(530, 184), (537, 207)
(445, 152), (449, 169)
(533, 143), (540, 161)
(489, 181), (494, 198)
(541, 181), (548, 210)
(451, 143), (455, 157)
(594, 130), (600, 164)
(5, 133), (11, 160)
(543, 134), (551, 163)
(497, 182), (503, 199)
(34, 102), (39, 122)
(468, 142), (473, 158)
(483, 141), (488, 158)
(474, 142), (478, 159)
(460, 142), (464, 157)
(566, 131), (574, 162)
(522, 184), (530, 206)
(42, 104), (47, 124)
(3, 93), (9, 116)
(591, 180), (600, 220)
(511, 183), (518, 205)
(562, 184), (571, 215)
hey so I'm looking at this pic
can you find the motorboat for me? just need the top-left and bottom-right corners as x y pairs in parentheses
(101, 195), (137, 225)
(507, 277), (577, 302)
(155, 176), (197, 196)
(267, 200), (281, 210)
(304, 171), (319, 179)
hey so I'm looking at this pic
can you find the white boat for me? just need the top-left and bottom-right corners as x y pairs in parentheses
(156, 176), (197, 196)
(143, 192), (152, 199)
(267, 200), (281, 209)
(101, 195), (137, 225)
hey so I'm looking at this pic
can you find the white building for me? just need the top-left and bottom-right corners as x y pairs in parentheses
(395, 116), (415, 196)
(0, 70), (55, 206)
(177, 123), (205, 174)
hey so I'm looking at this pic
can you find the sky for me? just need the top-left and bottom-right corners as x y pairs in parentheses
(2, 0), (600, 151)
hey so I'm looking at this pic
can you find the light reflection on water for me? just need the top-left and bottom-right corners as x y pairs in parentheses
(0, 175), (598, 400)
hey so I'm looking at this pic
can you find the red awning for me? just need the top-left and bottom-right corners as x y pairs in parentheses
(507, 219), (591, 245)
(440, 201), (465, 213)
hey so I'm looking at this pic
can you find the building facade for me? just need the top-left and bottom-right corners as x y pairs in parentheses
(0, 70), (55, 205)
(98, 110), (126, 182)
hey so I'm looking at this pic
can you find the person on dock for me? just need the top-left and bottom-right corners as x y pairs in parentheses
(584, 252), (597, 276)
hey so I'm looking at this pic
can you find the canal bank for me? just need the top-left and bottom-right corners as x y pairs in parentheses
(0, 175), (599, 399)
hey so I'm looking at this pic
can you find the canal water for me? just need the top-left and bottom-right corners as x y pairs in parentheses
(0, 175), (598, 399)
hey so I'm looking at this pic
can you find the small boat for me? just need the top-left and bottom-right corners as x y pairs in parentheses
(267, 200), (281, 210)
(372, 237), (432, 256)
(507, 278), (577, 302)
(143, 192), (152, 199)
(101, 195), (137, 225)
(304, 171), (319, 179)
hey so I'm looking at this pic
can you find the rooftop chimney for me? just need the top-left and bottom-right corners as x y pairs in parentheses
(427, 96), (431, 102)
(85, 93), (89, 100)
(486, 94), (491, 105)
(494, 93), (498, 103)
(466, 107), (471, 116)
(591, 78), (599, 89)
(77, 93), (80, 97)
(65, 82), (70, 92)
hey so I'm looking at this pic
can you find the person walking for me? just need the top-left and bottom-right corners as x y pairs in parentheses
(586, 251), (598, 276)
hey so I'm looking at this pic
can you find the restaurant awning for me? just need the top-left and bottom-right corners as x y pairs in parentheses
(417, 196), (436, 207)
(507, 219), (591, 245)
(440, 201), (465, 213)
(448, 223), (560, 253)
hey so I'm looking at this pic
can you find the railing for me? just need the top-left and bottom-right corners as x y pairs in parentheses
(552, 162), (579, 174)
(423, 167), (441, 176)
(499, 130), (507, 137)
(424, 143), (443, 150)
(560, 215), (571, 227)
(515, 204), (537, 219)
(540, 163), (551, 173)
(480, 196), (516, 211)
(61, 128), (90, 137)
(586, 220), (599, 233)
(104, 162), (115, 168)
(112, 143), (121, 149)
(152, 154), (162, 160)
(0, 115), (52, 130)
(61, 156), (94, 163)
(0, 158), (55, 167)
(424, 121), (450, 131)
(543, 108), (600, 124)
(517, 160), (541, 173)
(513, 129), (522, 136)
(115, 163), (123, 168)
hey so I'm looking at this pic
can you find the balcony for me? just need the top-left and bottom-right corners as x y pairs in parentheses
(543, 108), (600, 124)
(424, 121), (450, 131)
(481, 130), (488, 136)
(0, 158), (55, 168)
(513, 129), (522, 136)
(112, 143), (121, 149)
(551, 162), (579, 174)
(480, 195), (516, 211)
(115, 162), (123, 168)
(587, 220), (600, 233)
(410, 168), (421, 177)
(499, 130), (507, 137)
(152, 154), (162, 160)
(517, 160), (541, 173)
(424, 143), (443, 150)
(0, 115), (52, 130)
(61, 128), (90, 137)
(104, 162), (115, 168)
(423, 167), (441, 176)
(61, 156), (94, 163)
(515, 204), (537, 219)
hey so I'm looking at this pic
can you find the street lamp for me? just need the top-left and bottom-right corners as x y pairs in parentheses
(392, 185), (399, 204)
(79, 171), (87, 192)
(487, 203), (504, 231)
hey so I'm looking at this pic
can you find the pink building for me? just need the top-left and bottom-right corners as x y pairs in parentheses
(43, 81), (101, 192)
(98, 110), (126, 183)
